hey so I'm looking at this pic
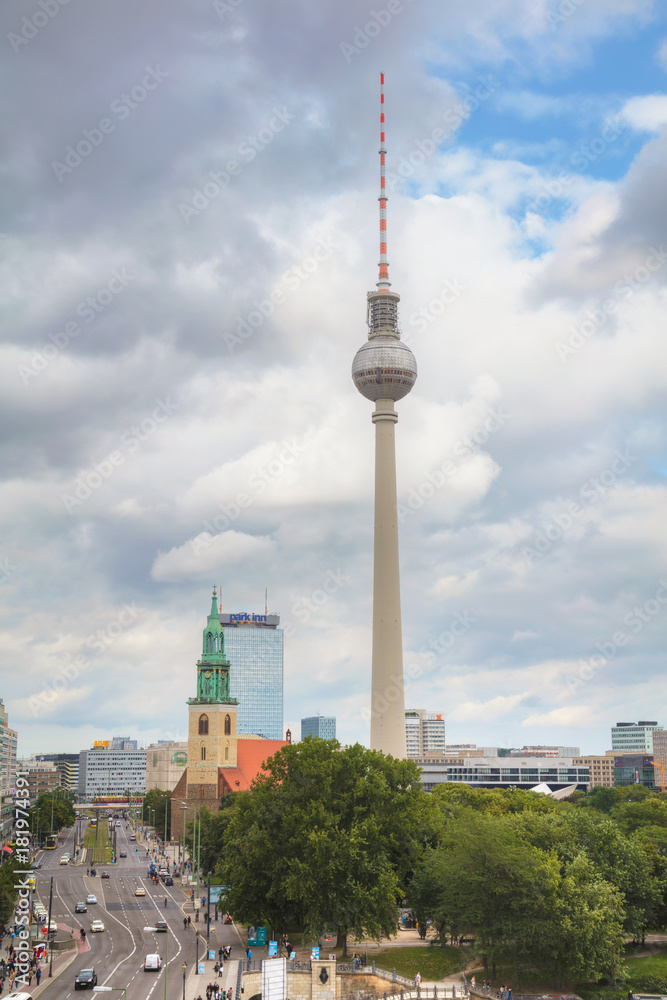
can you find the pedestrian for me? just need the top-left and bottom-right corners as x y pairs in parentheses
(214, 964), (219, 976)
(36, 968), (42, 987)
(471, 976), (476, 989)
(218, 948), (223, 962)
(415, 972), (421, 987)
(218, 964), (223, 979)
(286, 942), (292, 958)
(187, 915), (191, 927)
(184, 918), (188, 930)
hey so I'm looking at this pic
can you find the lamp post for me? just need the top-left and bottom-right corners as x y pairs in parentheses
(182, 962), (187, 1000)
(181, 802), (201, 918)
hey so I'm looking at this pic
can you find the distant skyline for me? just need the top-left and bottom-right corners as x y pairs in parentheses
(2, 0), (667, 758)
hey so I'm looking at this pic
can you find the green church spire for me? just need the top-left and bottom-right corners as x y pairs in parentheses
(189, 586), (237, 706)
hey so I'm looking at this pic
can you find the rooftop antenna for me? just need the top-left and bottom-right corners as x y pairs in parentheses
(377, 71), (390, 290)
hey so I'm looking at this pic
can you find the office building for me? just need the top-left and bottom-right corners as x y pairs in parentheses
(0, 701), (17, 843)
(509, 745), (580, 758)
(17, 759), (62, 798)
(573, 755), (615, 788)
(405, 710), (446, 757)
(301, 716), (336, 741)
(611, 721), (662, 753)
(613, 754), (655, 789)
(78, 743), (146, 801)
(650, 730), (667, 791)
(35, 753), (79, 791)
(145, 741), (188, 792)
(220, 609), (284, 740)
(417, 753), (590, 793)
(351, 76), (417, 758)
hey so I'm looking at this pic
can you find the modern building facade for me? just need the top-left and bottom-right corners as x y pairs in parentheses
(0, 701), (17, 844)
(611, 721), (662, 753)
(573, 755), (615, 788)
(301, 716), (336, 741)
(650, 730), (667, 790)
(145, 741), (188, 792)
(34, 753), (79, 791)
(16, 760), (62, 798)
(405, 710), (446, 757)
(613, 754), (655, 788)
(417, 754), (590, 792)
(351, 75), (417, 759)
(220, 611), (284, 740)
(78, 744), (146, 800)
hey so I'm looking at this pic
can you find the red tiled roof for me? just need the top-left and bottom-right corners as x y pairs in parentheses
(219, 739), (287, 794)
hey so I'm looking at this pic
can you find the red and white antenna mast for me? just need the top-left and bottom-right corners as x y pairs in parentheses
(377, 72), (390, 290)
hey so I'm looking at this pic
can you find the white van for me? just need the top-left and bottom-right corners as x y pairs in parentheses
(6, 993), (34, 1000)
(144, 954), (161, 971)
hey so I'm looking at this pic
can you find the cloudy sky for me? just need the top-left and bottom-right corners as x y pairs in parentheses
(2, 0), (667, 758)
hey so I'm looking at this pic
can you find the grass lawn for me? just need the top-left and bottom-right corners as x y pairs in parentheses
(369, 945), (464, 981)
(84, 822), (112, 863)
(625, 947), (667, 979)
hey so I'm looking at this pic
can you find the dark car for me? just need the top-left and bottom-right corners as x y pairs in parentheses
(32, 861), (42, 869)
(101, 872), (110, 879)
(164, 877), (173, 886)
(119, 851), (127, 858)
(75, 969), (97, 990)
(155, 920), (168, 932)
(74, 902), (87, 913)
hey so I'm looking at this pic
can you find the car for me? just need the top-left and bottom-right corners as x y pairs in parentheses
(164, 877), (173, 886)
(101, 872), (110, 879)
(158, 869), (168, 876)
(119, 851), (127, 858)
(59, 857), (69, 865)
(155, 920), (168, 932)
(85, 894), (97, 905)
(144, 954), (161, 971)
(74, 903), (87, 914)
(74, 969), (97, 990)
(116, 821), (121, 826)
(31, 861), (42, 869)
(129, 834), (136, 841)
(134, 887), (145, 897)
(90, 920), (105, 933)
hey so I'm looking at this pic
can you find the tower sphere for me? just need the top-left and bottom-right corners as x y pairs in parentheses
(352, 335), (417, 401)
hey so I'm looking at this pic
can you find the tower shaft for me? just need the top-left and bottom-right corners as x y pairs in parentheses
(370, 398), (406, 757)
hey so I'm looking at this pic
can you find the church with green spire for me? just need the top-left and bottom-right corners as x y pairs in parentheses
(189, 587), (238, 706)
(170, 587), (288, 843)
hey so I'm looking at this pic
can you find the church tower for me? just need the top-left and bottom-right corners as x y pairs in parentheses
(186, 587), (239, 800)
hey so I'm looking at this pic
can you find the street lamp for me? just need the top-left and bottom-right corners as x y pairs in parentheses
(144, 925), (170, 1000)
(182, 962), (187, 1000)
(181, 803), (201, 921)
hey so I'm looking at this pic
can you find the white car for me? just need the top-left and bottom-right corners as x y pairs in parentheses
(144, 954), (161, 971)
(90, 920), (105, 933)
(59, 857), (69, 865)
(86, 894), (97, 905)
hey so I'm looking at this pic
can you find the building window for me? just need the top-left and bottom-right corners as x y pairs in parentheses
(224, 714), (231, 735)
(225, 746), (229, 761)
(201, 746), (206, 761)
(198, 714), (209, 735)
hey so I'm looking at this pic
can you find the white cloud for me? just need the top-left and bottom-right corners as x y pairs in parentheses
(620, 94), (667, 131)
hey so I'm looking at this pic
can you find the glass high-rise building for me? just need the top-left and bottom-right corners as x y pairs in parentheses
(220, 611), (284, 740)
(301, 715), (336, 741)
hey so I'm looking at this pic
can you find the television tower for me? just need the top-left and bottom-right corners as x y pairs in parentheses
(351, 74), (417, 758)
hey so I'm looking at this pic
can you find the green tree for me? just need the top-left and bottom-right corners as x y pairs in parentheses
(142, 789), (172, 840)
(0, 855), (24, 924)
(425, 813), (561, 976)
(218, 739), (425, 955)
(29, 790), (76, 838)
